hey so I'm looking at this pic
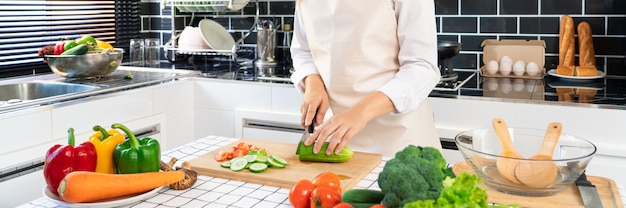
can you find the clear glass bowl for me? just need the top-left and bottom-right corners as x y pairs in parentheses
(45, 49), (123, 78)
(455, 127), (596, 196)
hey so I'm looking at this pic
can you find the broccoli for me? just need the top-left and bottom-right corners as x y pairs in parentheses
(377, 145), (454, 208)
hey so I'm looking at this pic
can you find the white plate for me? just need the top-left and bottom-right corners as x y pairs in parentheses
(198, 19), (236, 51)
(547, 69), (606, 80)
(43, 186), (162, 208)
(228, 0), (250, 11)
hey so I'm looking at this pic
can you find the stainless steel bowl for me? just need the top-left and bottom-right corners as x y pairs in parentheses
(45, 49), (124, 78)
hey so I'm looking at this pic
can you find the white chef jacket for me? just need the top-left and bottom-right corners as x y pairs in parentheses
(289, 0), (442, 156)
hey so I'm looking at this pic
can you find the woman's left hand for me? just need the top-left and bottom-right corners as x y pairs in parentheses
(305, 91), (397, 155)
(306, 108), (367, 155)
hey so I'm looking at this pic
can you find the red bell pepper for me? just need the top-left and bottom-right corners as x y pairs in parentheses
(43, 128), (97, 195)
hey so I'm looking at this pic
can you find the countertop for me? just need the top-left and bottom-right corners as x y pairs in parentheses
(21, 135), (626, 208)
(0, 66), (201, 113)
(148, 59), (626, 110)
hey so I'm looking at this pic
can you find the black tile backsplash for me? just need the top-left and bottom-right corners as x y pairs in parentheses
(443, 17), (478, 33)
(461, 0), (497, 15)
(586, 0), (626, 14)
(519, 17), (559, 34)
(501, 0), (538, 14)
(141, 0), (625, 76)
(480, 17), (516, 33)
(542, 0), (583, 14)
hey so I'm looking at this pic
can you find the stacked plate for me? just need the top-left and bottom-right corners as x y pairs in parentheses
(198, 19), (236, 51)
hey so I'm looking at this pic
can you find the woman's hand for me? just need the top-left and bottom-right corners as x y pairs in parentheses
(305, 108), (367, 155)
(306, 91), (396, 155)
(301, 74), (329, 127)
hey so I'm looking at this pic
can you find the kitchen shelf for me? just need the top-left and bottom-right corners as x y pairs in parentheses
(162, 0), (258, 62)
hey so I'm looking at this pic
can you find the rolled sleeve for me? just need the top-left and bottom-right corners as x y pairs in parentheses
(379, 0), (440, 114)
(289, 2), (319, 94)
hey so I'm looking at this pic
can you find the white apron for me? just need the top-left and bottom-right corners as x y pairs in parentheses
(297, 0), (441, 156)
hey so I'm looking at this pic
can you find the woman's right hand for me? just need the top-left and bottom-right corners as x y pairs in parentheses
(301, 74), (329, 128)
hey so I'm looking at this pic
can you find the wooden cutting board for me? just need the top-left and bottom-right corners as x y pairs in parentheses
(453, 162), (624, 208)
(189, 138), (383, 191)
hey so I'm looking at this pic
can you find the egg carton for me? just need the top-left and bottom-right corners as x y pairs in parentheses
(480, 39), (546, 80)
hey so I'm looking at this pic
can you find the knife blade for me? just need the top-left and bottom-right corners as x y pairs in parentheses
(576, 171), (603, 208)
(295, 116), (315, 155)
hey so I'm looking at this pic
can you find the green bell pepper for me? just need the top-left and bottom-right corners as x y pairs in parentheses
(112, 123), (161, 174)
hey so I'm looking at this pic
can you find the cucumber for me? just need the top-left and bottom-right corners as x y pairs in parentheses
(341, 189), (385, 204)
(297, 142), (354, 163)
(269, 155), (288, 166)
(244, 154), (257, 163)
(60, 43), (88, 55)
(248, 149), (267, 156)
(255, 155), (268, 163)
(267, 156), (286, 168)
(345, 202), (379, 208)
(248, 163), (268, 173)
(220, 161), (231, 168)
(229, 157), (248, 171)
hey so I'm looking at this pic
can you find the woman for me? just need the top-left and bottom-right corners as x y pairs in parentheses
(290, 0), (441, 157)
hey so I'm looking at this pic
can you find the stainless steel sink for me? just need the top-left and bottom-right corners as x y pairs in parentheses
(0, 82), (99, 102)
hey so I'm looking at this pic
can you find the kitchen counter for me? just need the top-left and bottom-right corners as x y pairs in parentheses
(0, 66), (200, 113)
(21, 135), (626, 207)
(149, 59), (626, 110)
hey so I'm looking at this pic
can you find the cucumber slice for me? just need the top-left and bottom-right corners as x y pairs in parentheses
(248, 149), (267, 156)
(270, 155), (288, 166)
(229, 158), (249, 171)
(255, 155), (268, 163)
(248, 162), (269, 173)
(244, 154), (257, 163)
(220, 161), (231, 168)
(267, 156), (286, 168)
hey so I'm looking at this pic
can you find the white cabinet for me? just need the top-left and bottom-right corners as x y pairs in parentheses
(194, 79), (304, 142)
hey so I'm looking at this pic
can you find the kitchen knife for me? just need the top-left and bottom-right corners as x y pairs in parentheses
(576, 171), (603, 208)
(295, 116), (315, 155)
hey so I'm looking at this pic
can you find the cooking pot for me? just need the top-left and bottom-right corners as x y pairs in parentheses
(437, 40), (462, 60)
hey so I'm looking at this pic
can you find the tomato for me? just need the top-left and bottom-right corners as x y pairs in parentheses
(214, 151), (230, 162)
(310, 186), (342, 208)
(289, 179), (316, 208)
(312, 172), (342, 194)
(368, 204), (387, 208)
(332, 202), (354, 208)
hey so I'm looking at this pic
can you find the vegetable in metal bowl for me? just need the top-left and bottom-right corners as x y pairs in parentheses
(45, 48), (124, 78)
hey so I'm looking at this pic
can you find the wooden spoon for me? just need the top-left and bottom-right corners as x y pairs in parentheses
(515, 122), (562, 188)
(493, 118), (524, 185)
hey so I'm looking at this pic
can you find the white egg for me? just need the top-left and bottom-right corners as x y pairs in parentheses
(485, 60), (499, 75)
(499, 62), (512, 76)
(526, 62), (540, 76)
(512, 60), (526, 76)
(500, 56), (513, 65)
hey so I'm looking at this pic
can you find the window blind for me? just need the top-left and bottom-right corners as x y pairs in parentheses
(0, 0), (139, 78)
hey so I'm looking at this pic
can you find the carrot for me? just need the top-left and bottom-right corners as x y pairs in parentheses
(58, 171), (185, 203)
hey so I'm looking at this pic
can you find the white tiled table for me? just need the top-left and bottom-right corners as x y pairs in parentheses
(21, 135), (383, 208)
(20, 135), (626, 208)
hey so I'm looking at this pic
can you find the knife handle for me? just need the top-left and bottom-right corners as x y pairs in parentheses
(307, 116), (316, 133)
(576, 172), (596, 187)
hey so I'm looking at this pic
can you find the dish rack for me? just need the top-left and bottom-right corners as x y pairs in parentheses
(162, 0), (259, 62)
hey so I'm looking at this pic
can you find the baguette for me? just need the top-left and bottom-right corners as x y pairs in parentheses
(576, 21), (598, 76)
(556, 15), (576, 76)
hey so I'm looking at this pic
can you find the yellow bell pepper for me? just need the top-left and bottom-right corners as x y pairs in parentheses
(89, 125), (125, 173)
